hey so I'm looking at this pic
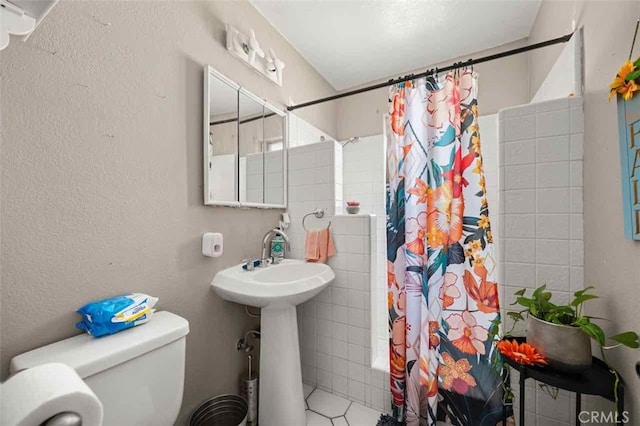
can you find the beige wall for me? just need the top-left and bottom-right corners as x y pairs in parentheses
(335, 39), (530, 140)
(0, 1), (336, 423)
(528, 0), (640, 418)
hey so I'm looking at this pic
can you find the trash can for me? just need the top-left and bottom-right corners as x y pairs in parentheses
(190, 394), (248, 426)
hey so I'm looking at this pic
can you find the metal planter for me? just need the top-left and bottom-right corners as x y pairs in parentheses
(526, 314), (592, 373)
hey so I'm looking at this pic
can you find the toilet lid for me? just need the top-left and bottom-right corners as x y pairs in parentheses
(10, 311), (189, 378)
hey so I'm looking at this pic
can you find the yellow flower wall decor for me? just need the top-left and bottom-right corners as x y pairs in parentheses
(610, 58), (640, 101)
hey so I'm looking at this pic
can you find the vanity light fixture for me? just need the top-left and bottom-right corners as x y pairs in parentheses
(0, 0), (58, 50)
(225, 24), (284, 86)
(266, 48), (285, 85)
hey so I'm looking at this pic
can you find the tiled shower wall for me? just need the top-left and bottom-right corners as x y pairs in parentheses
(341, 135), (388, 358)
(498, 96), (584, 426)
(297, 215), (391, 413)
(286, 135), (391, 412)
(287, 140), (342, 260)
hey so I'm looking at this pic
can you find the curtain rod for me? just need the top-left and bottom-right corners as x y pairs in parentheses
(210, 111), (278, 126)
(287, 32), (574, 112)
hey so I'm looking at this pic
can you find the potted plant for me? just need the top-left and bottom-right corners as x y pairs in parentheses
(505, 285), (639, 373)
(346, 201), (360, 214)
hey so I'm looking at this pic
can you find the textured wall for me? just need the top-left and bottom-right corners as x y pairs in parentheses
(0, 1), (336, 423)
(527, 1), (640, 420)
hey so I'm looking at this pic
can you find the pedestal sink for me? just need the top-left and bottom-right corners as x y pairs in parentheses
(212, 259), (334, 426)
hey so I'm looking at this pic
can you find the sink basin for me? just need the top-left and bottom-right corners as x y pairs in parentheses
(212, 259), (334, 308)
(211, 259), (335, 426)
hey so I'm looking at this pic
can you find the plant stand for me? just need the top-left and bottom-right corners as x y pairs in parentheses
(501, 338), (625, 426)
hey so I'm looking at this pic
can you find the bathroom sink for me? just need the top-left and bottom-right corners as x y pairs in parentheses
(211, 259), (335, 426)
(211, 259), (334, 308)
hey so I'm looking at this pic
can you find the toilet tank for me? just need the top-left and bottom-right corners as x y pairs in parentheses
(10, 311), (189, 426)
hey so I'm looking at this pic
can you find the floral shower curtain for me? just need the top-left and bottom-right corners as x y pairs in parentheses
(386, 70), (503, 425)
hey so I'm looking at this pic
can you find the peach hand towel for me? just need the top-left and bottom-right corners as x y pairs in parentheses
(305, 229), (320, 261)
(306, 228), (336, 264)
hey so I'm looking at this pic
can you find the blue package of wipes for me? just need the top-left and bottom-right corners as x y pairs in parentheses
(76, 293), (158, 337)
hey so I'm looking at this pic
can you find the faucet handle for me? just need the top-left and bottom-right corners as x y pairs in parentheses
(258, 257), (272, 267)
(242, 258), (257, 271)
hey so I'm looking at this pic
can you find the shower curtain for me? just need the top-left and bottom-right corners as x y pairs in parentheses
(386, 70), (503, 425)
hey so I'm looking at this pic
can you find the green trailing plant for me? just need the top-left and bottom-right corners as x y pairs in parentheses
(508, 285), (639, 352)
(507, 285), (639, 406)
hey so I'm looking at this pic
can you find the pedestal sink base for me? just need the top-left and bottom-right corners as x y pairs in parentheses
(259, 306), (306, 426)
(211, 260), (335, 425)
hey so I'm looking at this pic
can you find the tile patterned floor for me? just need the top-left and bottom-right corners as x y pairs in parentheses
(303, 384), (383, 426)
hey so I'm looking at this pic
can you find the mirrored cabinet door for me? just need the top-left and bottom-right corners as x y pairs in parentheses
(206, 70), (239, 204)
(239, 91), (266, 204)
(263, 111), (285, 206)
(204, 66), (287, 208)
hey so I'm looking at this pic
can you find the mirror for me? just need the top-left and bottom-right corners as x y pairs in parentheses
(206, 70), (239, 204)
(204, 66), (287, 208)
(239, 91), (265, 204)
(262, 112), (285, 205)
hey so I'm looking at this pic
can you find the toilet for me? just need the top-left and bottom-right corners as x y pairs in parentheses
(9, 311), (189, 426)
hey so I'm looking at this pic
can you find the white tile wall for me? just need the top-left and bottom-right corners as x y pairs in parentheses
(244, 150), (284, 204)
(287, 141), (343, 260)
(341, 135), (387, 345)
(498, 96), (584, 426)
(295, 215), (391, 413)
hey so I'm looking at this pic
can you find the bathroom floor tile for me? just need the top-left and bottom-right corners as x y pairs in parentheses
(304, 383), (315, 399)
(331, 416), (349, 426)
(307, 388), (351, 418)
(345, 401), (382, 425)
(306, 410), (332, 426)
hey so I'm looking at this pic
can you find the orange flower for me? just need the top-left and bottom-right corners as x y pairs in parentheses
(407, 228), (425, 255)
(423, 373), (439, 398)
(428, 184), (464, 245)
(439, 352), (477, 394)
(387, 261), (396, 288)
(389, 351), (406, 407)
(468, 239), (482, 253)
(390, 89), (406, 135)
(463, 269), (499, 314)
(472, 158), (483, 175)
(497, 340), (549, 366)
(610, 60), (635, 86)
(387, 291), (394, 309)
(619, 80), (639, 101)
(427, 224), (445, 247)
(478, 176), (486, 193)
(407, 178), (430, 204)
(609, 60), (640, 101)
(477, 214), (490, 229)
(429, 321), (440, 348)
(472, 256), (484, 268)
(446, 310), (489, 355)
(471, 135), (481, 153)
(419, 354), (439, 397)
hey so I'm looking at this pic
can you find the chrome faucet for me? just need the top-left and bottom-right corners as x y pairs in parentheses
(261, 228), (290, 264)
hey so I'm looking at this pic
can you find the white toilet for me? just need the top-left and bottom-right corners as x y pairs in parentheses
(9, 311), (189, 426)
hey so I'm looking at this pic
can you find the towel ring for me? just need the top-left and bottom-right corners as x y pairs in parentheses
(302, 209), (331, 231)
